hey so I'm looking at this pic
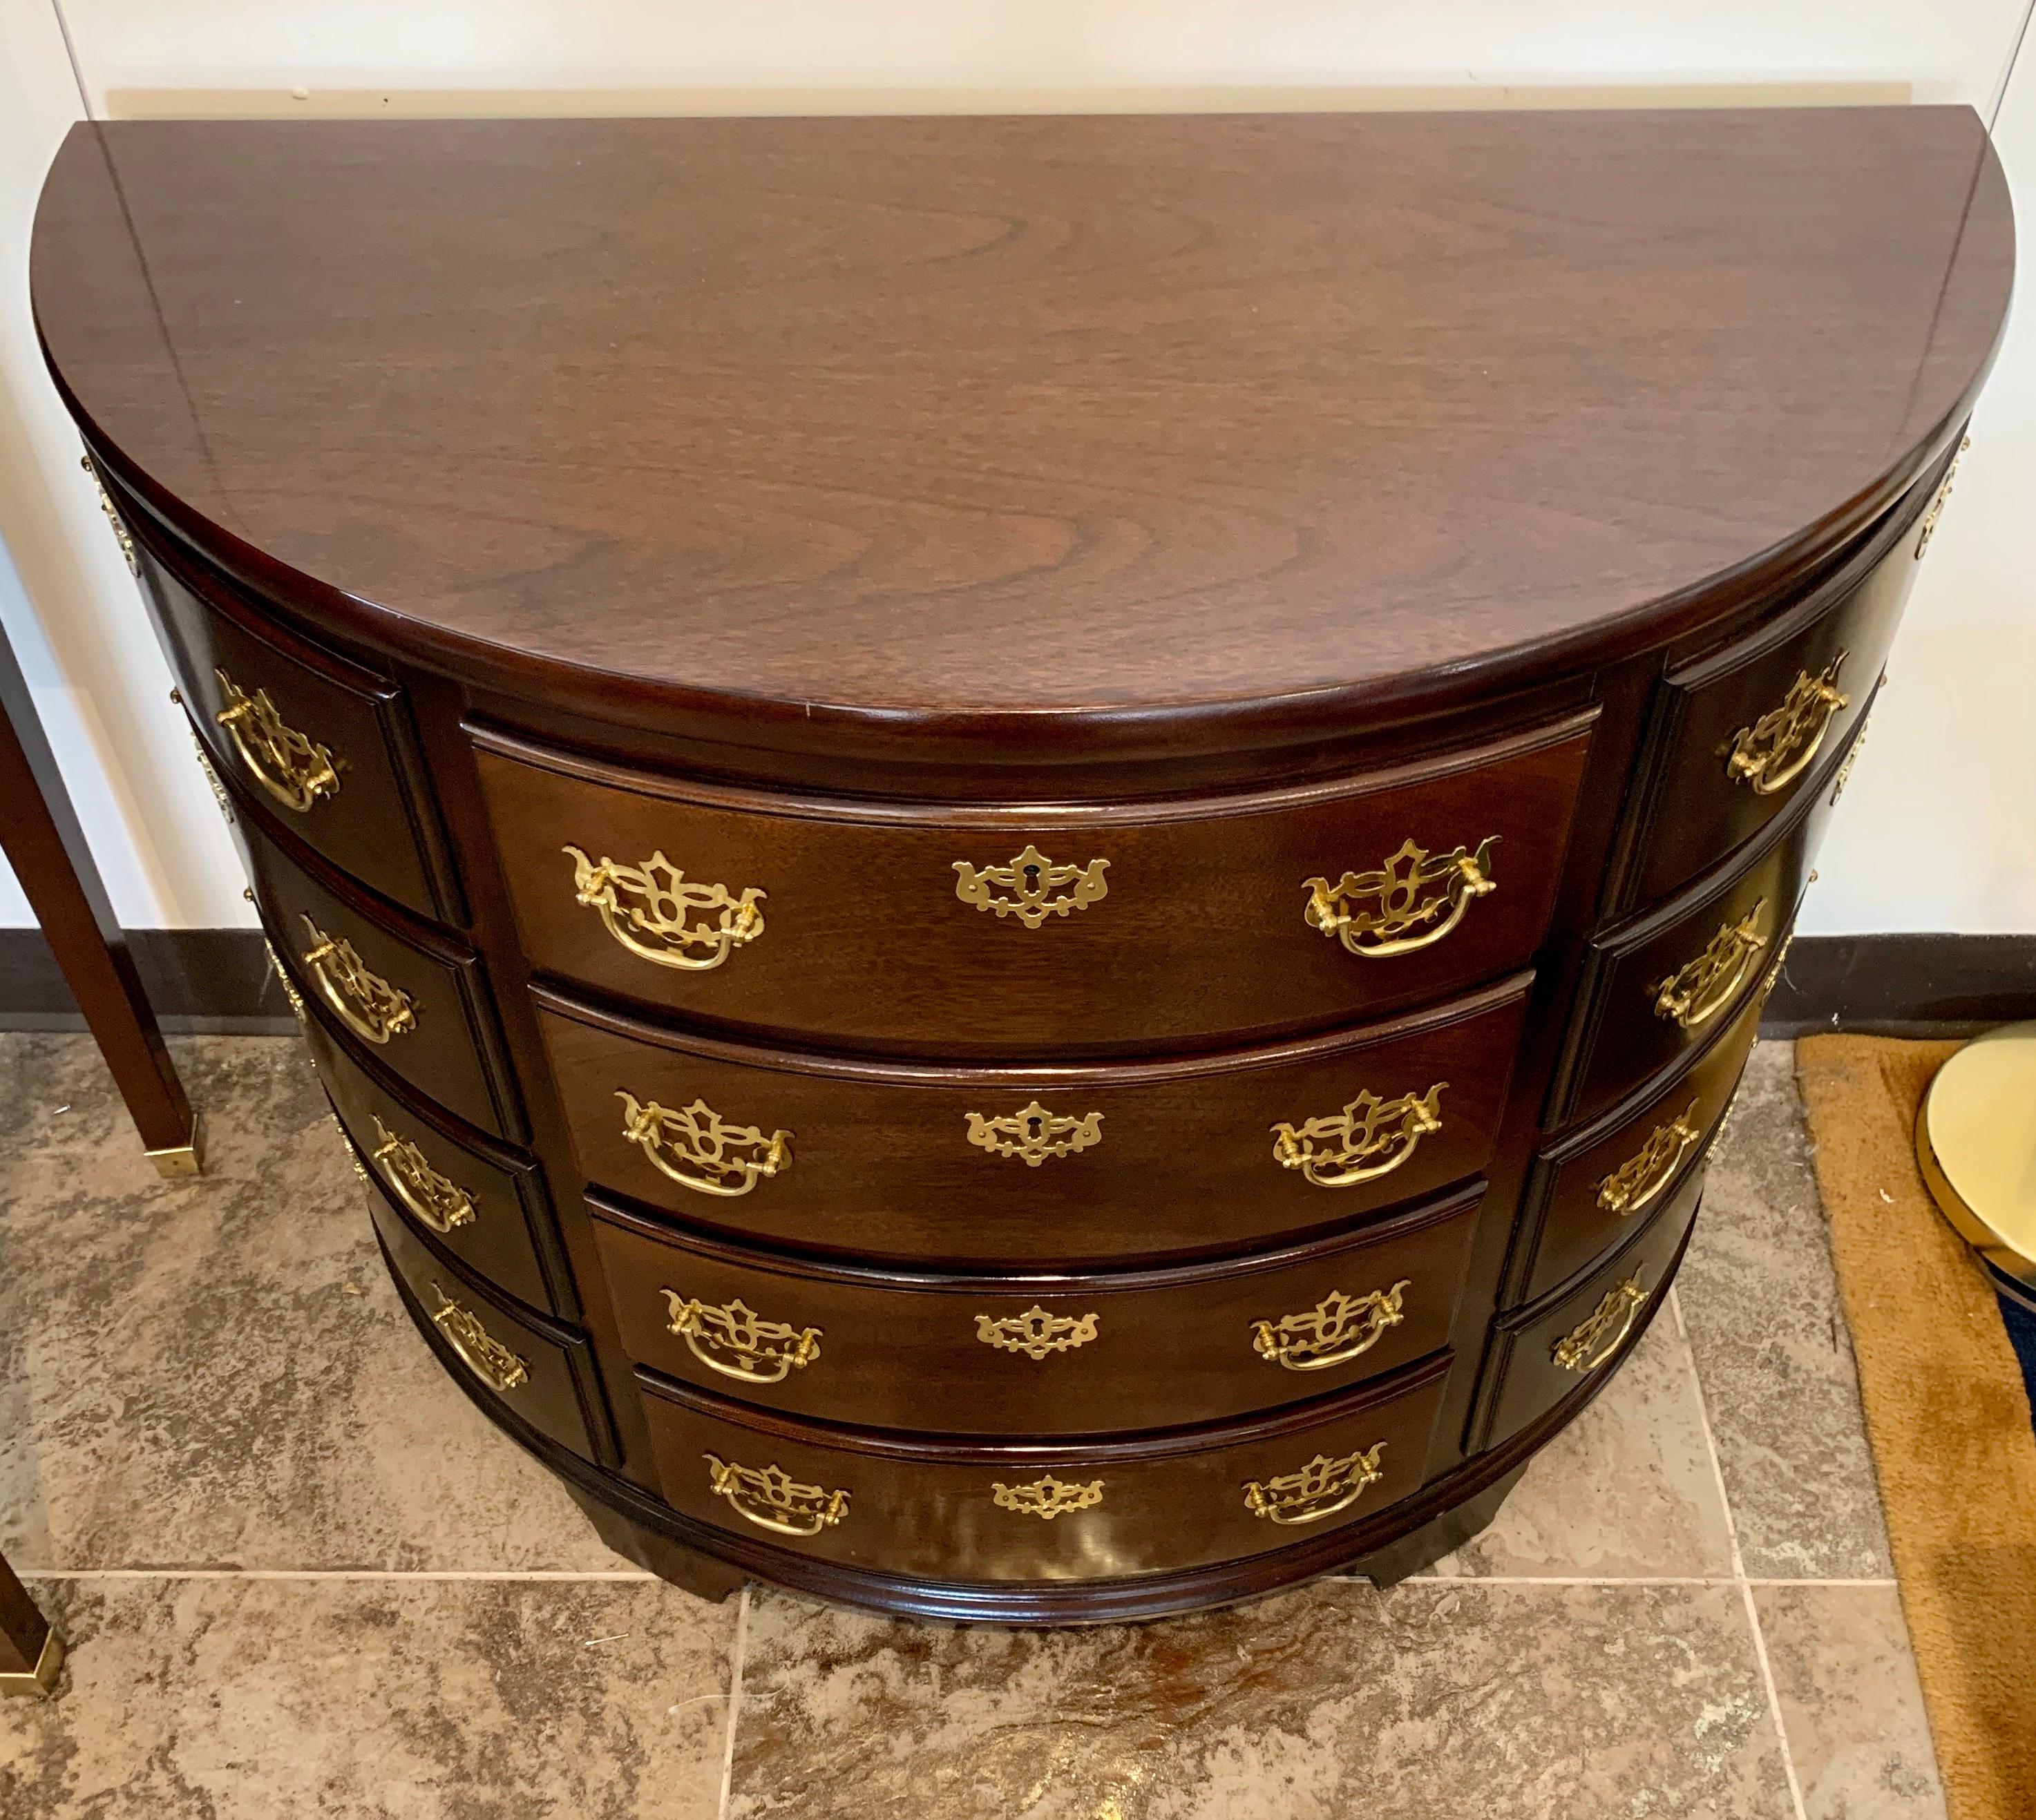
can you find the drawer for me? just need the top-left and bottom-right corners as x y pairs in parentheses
(298, 997), (563, 1316)
(592, 1182), (1478, 1435)
(1548, 703), (1861, 1129)
(1514, 988), (1762, 1304)
(362, 1160), (602, 1461)
(473, 716), (1590, 1057)
(537, 975), (1529, 1268)
(240, 812), (521, 1139)
(637, 1352), (1450, 1582)
(140, 537), (455, 921)
(1478, 1167), (1703, 1450)
(1612, 472), (1925, 912)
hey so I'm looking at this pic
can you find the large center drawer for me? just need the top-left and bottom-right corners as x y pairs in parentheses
(593, 1182), (1478, 1435)
(637, 1351), (1450, 1583)
(473, 716), (1590, 1057)
(537, 975), (1530, 1267)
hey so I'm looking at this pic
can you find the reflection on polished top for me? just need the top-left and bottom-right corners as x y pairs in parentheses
(30, 110), (2012, 754)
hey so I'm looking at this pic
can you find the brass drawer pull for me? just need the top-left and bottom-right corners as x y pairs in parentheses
(371, 1116), (477, 1234)
(1914, 434), (1969, 557)
(564, 846), (765, 972)
(975, 1306), (1099, 1359)
(617, 1093), (792, 1198)
(1597, 1102), (1702, 1218)
(1553, 1272), (1650, 1374)
(298, 915), (417, 1046)
(953, 843), (1109, 929)
(213, 669), (341, 813)
(1251, 1283), (1408, 1371)
(662, 1289), (822, 1383)
(428, 1284), (528, 1393)
(263, 938), (307, 1021)
(991, 1475), (1104, 1520)
(1726, 654), (1848, 796)
(1653, 903), (1767, 1031)
(1304, 836), (1497, 958)
(964, 1100), (1103, 1167)
(1243, 1442), (1387, 1526)
(82, 453), (138, 574)
(703, 1454), (849, 1537)
(1271, 1084), (1445, 1189)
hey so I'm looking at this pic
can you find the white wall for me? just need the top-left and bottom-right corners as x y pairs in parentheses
(1805, 25), (2036, 933)
(2, 2), (2033, 933)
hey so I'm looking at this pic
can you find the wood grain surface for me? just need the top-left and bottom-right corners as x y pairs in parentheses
(32, 111), (2010, 763)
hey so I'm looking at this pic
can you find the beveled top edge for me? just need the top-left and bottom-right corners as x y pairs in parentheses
(34, 110), (2014, 765)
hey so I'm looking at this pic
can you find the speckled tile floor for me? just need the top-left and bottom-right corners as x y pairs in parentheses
(0, 1034), (1941, 1819)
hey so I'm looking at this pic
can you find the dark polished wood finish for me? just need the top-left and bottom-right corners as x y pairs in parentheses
(476, 718), (1588, 1057)
(538, 977), (1528, 1267)
(32, 109), (2011, 1625)
(0, 613), (198, 1170)
(594, 1180), (1480, 1435)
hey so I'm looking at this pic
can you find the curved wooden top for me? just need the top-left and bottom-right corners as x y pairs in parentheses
(32, 110), (2012, 758)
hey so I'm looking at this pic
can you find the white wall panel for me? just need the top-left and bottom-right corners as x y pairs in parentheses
(1802, 17), (2036, 934)
(53, 3), (2026, 111)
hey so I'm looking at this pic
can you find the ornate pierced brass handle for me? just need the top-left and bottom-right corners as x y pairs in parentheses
(617, 1093), (791, 1198)
(1726, 654), (1848, 796)
(1271, 1084), (1445, 1189)
(298, 915), (417, 1046)
(964, 1100), (1103, 1167)
(1597, 1102), (1702, 1217)
(213, 669), (340, 814)
(991, 1475), (1104, 1520)
(953, 844), (1109, 929)
(1304, 836), (1496, 958)
(428, 1285), (528, 1393)
(1243, 1443), (1387, 1526)
(1915, 434), (1969, 557)
(564, 847), (765, 973)
(263, 937), (307, 1021)
(1653, 904), (1767, 1031)
(703, 1454), (849, 1537)
(1251, 1283), (1408, 1371)
(663, 1289), (821, 1383)
(975, 1306), (1100, 1359)
(369, 1116), (476, 1234)
(82, 453), (138, 575)
(1553, 1272), (1650, 1374)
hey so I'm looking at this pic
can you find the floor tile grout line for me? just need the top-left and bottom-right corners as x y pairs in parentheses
(718, 1583), (751, 1820)
(1742, 1578), (1812, 1820)
(12, 1568), (661, 1582)
(21, 1566), (1904, 1588)
(1671, 1283), (1811, 1820)
(1393, 1574), (1899, 1589)
(1671, 1284), (1749, 1582)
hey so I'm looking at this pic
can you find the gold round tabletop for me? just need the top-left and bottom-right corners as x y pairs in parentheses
(1916, 1021), (2036, 1286)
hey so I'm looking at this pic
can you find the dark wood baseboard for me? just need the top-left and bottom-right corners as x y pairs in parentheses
(0, 927), (292, 1035)
(0, 927), (2029, 1042)
(1760, 933), (2036, 1039)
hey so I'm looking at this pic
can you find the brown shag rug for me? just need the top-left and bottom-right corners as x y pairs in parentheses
(1796, 1035), (2036, 1820)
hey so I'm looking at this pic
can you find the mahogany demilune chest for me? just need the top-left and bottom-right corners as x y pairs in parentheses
(32, 108), (2011, 1622)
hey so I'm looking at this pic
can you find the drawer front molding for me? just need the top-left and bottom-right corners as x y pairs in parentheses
(476, 719), (1590, 1057)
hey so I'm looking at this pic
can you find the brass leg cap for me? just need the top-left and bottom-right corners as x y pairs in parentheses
(1916, 1022), (2036, 1287)
(0, 1627), (64, 1699)
(146, 1111), (206, 1179)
